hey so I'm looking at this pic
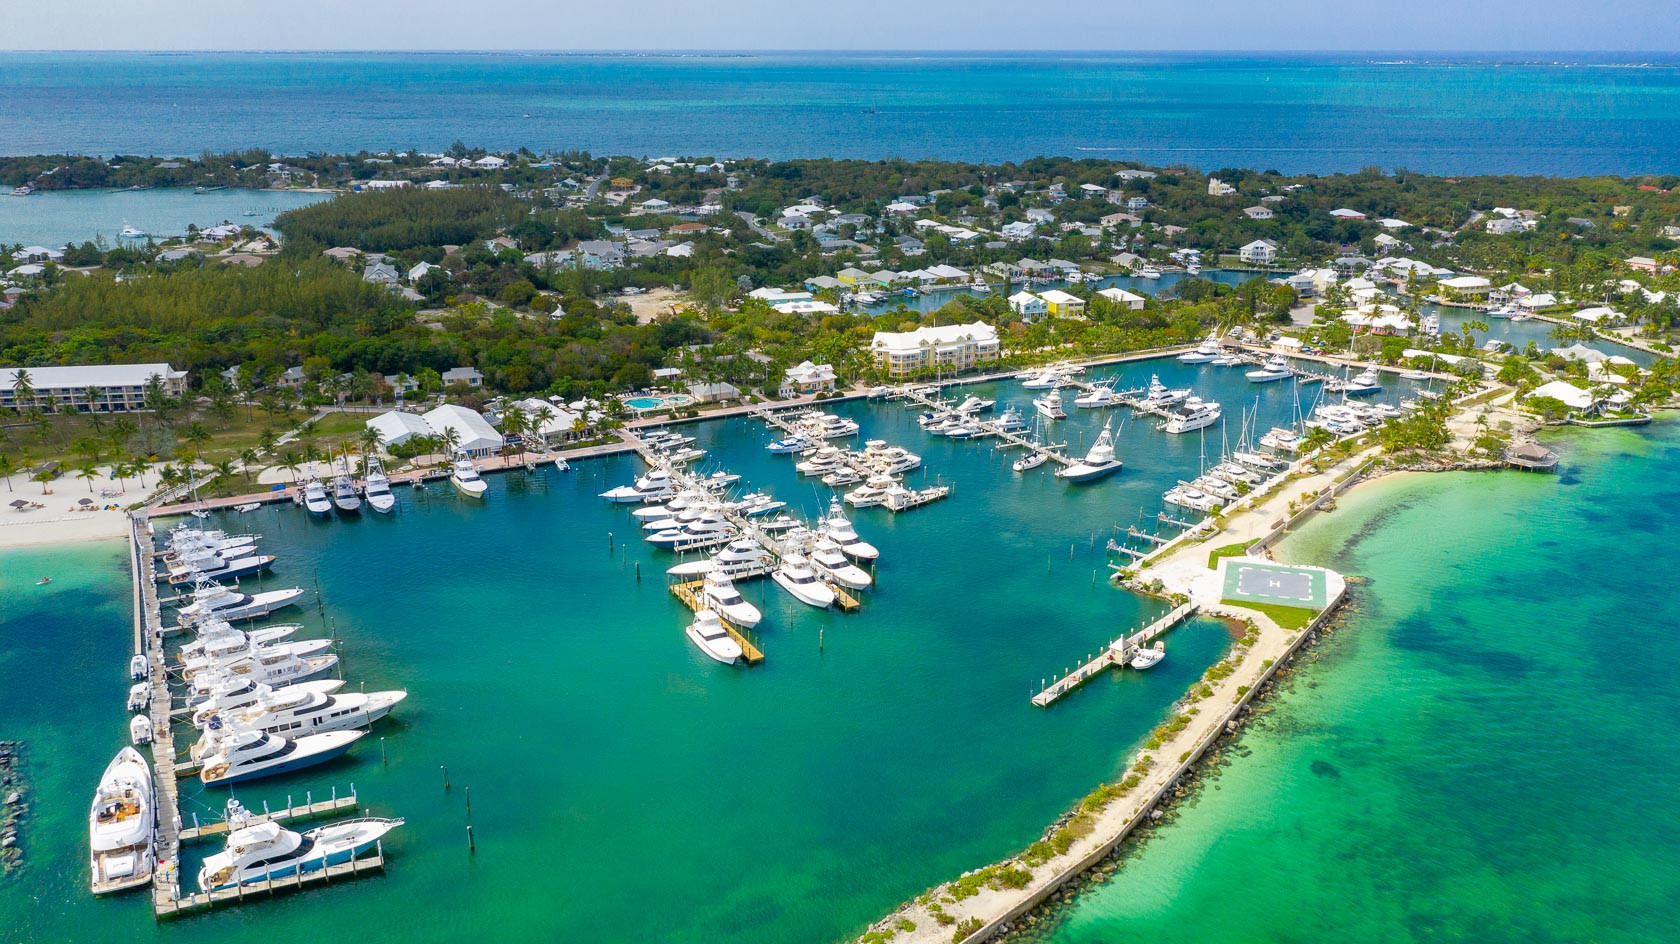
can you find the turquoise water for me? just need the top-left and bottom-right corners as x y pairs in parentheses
(1048, 425), (1680, 943)
(0, 188), (329, 250)
(1431, 305), (1658, 366)
(3, 53), (1680, 173)
(0, 356), (1385, 942)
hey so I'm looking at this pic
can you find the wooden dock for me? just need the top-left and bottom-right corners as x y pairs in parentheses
(893, 386), (1074, 468)
(131, 519), (186, 902)
(1031, 603), (1198, 707)
(153, 845), (386, 917)
(669, 580), (767, 663)
(180, 789), (360, 841)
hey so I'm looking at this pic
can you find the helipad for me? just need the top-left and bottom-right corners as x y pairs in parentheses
(1220, 559), (1329, 610)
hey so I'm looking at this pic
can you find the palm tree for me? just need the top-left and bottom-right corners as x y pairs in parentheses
(84, 385), (106, 429)
(501, 406), (529, 463)
(238, 448), (260, 484)
(32, 468), (54, 494)
(10, 368), (34, 414)
(212, 458), (237, 488)
(302, 442), (324, 478)
(257, 429), (278, 455)
(77, 463), (99, 492)
(182, 422), (211, 462)
(279, 450), (303, 484)
(0, 453), (13, 491)
(529, 404), (556, 450)
(440, 426), (462, 460)
(111, 459), (131, 492)
(108, 416), (137, 452)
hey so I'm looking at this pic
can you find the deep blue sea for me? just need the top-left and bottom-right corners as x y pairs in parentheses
(2, 52), (1679, 174)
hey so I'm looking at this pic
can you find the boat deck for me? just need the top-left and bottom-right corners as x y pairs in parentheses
(153, 848), (385, 917)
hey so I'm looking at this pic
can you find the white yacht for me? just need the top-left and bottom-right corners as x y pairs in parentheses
(179, 622), (297, 662)
(89, 747), (155, 894)
(844, 475), (898, 508)
(176, 580), (305, 627)
(1138, 265), (1162, 280)
(1177, 333), (1224, 363)
(1163, 486), (1224, 513)
(772, 554), (836, 608)
(191, 688), (406, 761)
(363, 460), (396, 513)
(666, 538), (773, 578)
(990, 407), (1029, 433)
(190, 678), (345, 728)
(647, 512), (735, 549)
(1245, 356), (1294, 382)
(1056, 421), (1123, 482)
(822, 468), (863, 487)
(1033, 388), (1067, 420)
(821, 499), (879, 560)
(766, 435), (811, 454)
(1139, 374), (1190, 408)
(331, 473), (362, 513)
(198, 729), (365, 786)
(180, 635), (331, 681)
(1021, 368), (1067, 390)
(1159, 398), (1222, 434)
(164, 530), (258, 560)
(164, 551), (276, 587)
(809, 540), (872, 589)
(301, 477), (333, 516)
(956, 395), (995, 413)
(186, 648), (340, 701)
(601, 466), (675, 503)
(1129, 642), (1165, 669)
(1342, 367), (1383, 396)
(698, 571), (763, 628)
(197, 812), (402, 892)
(119, 224), (148, 239)
(686, 609), (745, 665)
(1073, 384), (1120, 409)
(450, 454), (488, 499)
(130, 714), (153, 745)
(1259, 426), (1303, 453)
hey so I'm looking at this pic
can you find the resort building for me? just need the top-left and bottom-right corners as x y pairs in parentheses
(0, 363), (189, 414)
(869, 322), (1000, 378)
(779, 361), (838, 398)
(421, 404), (503, 457)
(1437, 275), (1492, 299)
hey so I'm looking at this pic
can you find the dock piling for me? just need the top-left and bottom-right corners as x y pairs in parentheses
(441, 765), (450, 791)
(467, 825), (475, 854)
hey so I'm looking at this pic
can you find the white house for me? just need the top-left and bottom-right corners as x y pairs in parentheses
(779, 361), (838, 398)
(1438, 275), (1492, 297)
(0, 363), (189, 414)
(471, 155), (508, 169)
(1208, 177), (1237, 196)
(365, 410), (435, 449)
(422, 404), (503, 456)
(442, 367), (484, 388)
(1571, 306), (1623, 324)
(1001, 221), (1037, 241)
(1329, 208), (1367, 220)
(1008, 291), (1049, 321)
(1097, 287), (1146, 309)
(869, 322), (1000, 377)
(1243, 206), (1273, 220)
(1239, 239), (1278, 265)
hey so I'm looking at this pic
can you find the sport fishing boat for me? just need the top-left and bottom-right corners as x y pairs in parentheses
(1056, 421), (1123, 482)
(990, 407), (1029, 433)
(449, 454), (488, 499)
(1160, 398), (1222, 434)
(809, 540), (872, 590)
(1033, 388), (1067, 420)
(363, 460), (396, 513)
(956, 395), (995, 413)
(821, 498), (879, 560)
(666, 538), (773, 578)
(844, 475), (898, 508)
(191, 687), (407, 761)
(197, 810), (402, 892)
(686, 610), (744, 665)
(1073, 384), (1121, 409)
(1020, 368), (1067, 390)
(198, 729), (365, 786)
(1129, 641), (1165, 669)
(89, 747), (155, 894)
(1139, 374), (1191, 409)
(1177, 333), (1224, 363)
(331, 473), (362, 514)
(176, 579), (305, 627)
(698, 570), (762, 628)
(301, 477), (333, 516)
(772, 554), (836, 608)
(1245, 356), (1294, 382)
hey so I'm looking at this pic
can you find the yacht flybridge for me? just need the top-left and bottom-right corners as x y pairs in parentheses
(89, 747), (155, 894)
(1056, 421), (1123, 482)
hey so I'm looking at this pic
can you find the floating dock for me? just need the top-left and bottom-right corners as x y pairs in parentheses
(1031, 603), (1198, 707)
(892, 386), (1074, 468)
(153, 844), (386, 918)
(669, 580), (767, 663)
(178, 788), (360, 841)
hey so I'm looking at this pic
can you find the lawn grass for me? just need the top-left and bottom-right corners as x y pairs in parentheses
(1221, 599), (1320, 631)
(1207, 541), (1253, 570)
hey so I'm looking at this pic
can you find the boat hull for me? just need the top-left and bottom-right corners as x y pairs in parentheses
(201, 735), (361, 787)
(451, 477), (488, 499)
(1057, 461), (1123, 482)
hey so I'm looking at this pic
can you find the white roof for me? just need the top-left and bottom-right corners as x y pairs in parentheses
(1439, 276), (1491, 290)
(0, 363), (183, 389)
(1008, 290), (1043, 305)
(1098, 287), (1146, 304)
(1527, 381), (1597, 409)
(1241, 239), (1277, 251)
(1572, 306), (1622, 323)
(511, 398), (582, 436)
(421, 404), (503, 452)
(784, 360), (836, 383)
(365, 410), (433, 446)
(772, 300), (839, 315)
(1037, 289), (1083, 305)
(871, 321), (998, 353)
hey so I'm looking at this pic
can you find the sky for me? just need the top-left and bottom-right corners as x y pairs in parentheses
(0, 0), (1677, 52)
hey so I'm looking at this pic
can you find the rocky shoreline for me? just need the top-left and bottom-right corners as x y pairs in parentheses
(1, 741), (25, 876)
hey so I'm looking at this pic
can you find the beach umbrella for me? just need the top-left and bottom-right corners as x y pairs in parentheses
(10, 499), (29, 508)
(78, 498), (94, 506)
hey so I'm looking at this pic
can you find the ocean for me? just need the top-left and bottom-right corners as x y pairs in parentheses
(1047, 426), (1680, 944)
(0, 358), (1400, 942)
(2, 52), (1679, 174)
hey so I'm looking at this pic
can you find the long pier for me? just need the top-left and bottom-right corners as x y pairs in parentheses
(1031, 603), (1198, 707)
(131, 518), (188, 910)
(891, 386), (1075, 468)
(153, 843), (386, 918)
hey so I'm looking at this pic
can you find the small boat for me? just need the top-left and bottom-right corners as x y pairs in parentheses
(128, 654), (148, 680)
(119, 224), (148, 240)
(1129, 642), (1165, 669)
(129, 715), (153, 745)
(10, 185), (33, 196)
(554, 458), (571, 472)
(1139, 374), (1191, 408)
(1178, 333), (1223, 363)
(197, 812), (402, 892)
(1342, 368), (1383, 396)
(1245, 356), (1294, 382)
(190, 508), (212, 520)
(450, 455), (488, 499)
(1013, 452), (1048, 473)
(686, 610), (744, 665)
(89, 747), (156, 894)
(1401, 369), (1430, 381)
(301, 477), (333, 516)
(1138, 265), (1162, 280)
(1021, 369), (1067, 390)
(234, 502), (262, 513)
(772, 554), (836, 608)
(198, 729), (365, 786)
(956, 395), (995, 413)
(1056, 421), (1123, 482)
(766, 435), (811, 454)
(990, 407), (1028, 434)
(36, 576), (51, 586)
(126, 682), (149, 711)
(1074, 385), (1120, 408)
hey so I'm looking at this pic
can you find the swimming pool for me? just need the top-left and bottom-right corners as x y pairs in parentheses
(623, 393), (697, 412)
